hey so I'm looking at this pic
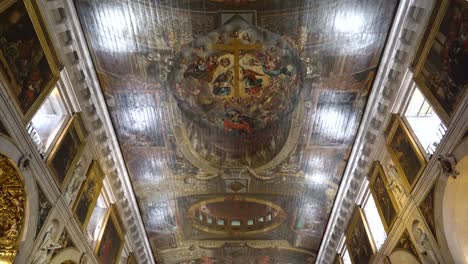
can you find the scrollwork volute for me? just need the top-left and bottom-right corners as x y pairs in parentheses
(0, 153), (26, 262)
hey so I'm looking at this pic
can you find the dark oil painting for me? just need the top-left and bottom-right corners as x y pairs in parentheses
(0, 0), (57, 117)
(414, 0), (468, 123)
(369, 162), (399, 232)
(346, 208), (375, 264)
(73, 161), (102, 228)
(47, 117), (83, 187)
(419, 185), (436, 239)
(386, 117), (427, 190)
(96, 210), (124, 264)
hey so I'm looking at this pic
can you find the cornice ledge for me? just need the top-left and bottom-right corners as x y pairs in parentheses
(37, 0), (155, 262)
(315, 0), (435, 263)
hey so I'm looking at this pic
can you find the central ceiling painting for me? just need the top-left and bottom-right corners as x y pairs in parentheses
(172, 17), (303, 166)
(73, 0), (399, 262)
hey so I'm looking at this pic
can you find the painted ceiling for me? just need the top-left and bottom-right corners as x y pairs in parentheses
(73, 0), (399, 263)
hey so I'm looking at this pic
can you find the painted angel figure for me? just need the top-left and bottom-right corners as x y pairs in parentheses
(184, 58), (211, 82)
(241, 67), (263, 95)
(212, 69), (234, 96)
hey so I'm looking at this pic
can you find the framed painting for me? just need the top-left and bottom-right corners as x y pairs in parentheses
(333, 255), (343, 264)
(46, 113), (86, 189)
(0, 0), (60, 121)
(419, 185), (436, 239)
(386, 115), (427, 191)
(369, 161), (400, 232)
(393, 230), (419, 259)
(73, 160), (103, 229)
(127, 253), (137, 264)
(95, 205), (125, 264)
(345, 208), (376, 264)
(413, 0), (468, 124)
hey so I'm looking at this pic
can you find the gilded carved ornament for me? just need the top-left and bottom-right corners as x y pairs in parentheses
(0, 154), (26, 263)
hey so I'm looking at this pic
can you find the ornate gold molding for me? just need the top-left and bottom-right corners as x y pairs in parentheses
(0, 154), (26, 263)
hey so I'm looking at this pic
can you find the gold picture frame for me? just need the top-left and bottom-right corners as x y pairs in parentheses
(345, 207), (377, 264)
(127, 253), (137, 264)
(369, 161), (400, 232)
(72, 160), (104, 230)
(386, 115), (427, 191)
(95, 205), (125, 264)
(413, 0), (468, 124)
(333, 255), (343, 264)
(0, 0), (61, 121)
(46, 113), (86, 190)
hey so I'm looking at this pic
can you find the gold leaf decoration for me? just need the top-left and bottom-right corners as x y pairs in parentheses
(0, 154), (25, 263)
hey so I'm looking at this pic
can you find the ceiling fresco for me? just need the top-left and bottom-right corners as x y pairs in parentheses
(73, 0), (399, 262)
(172, 17), (303, 167)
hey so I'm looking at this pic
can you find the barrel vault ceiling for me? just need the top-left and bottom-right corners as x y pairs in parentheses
(73, 0), (399, 263)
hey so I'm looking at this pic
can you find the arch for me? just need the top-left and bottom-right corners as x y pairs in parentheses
(0, 135), (38, 263)
(50, 247), (82, 264)
(435, 137), (468, 264)
(389, 249), (420, 264)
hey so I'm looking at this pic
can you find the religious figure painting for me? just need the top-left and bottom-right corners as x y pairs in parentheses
(345, 208), (376, 264)
(73, 161), (103, 229)
(386, 115), (427, 191)
(0, 0), (59, 120)
(394, 230), (419, 259)
(369, 161), (399, 232)
(95, 205), (125, 264)
(47, 114), (86, 189)
(172, 17), (303, 138)
(419, 185), (436, 239)
(413, 0), (468, 123)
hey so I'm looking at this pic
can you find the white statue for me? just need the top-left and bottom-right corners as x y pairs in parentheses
(64, 161), (86, 204)
(32, 222), (62, 264)
(412, 221), (439, 264)
(386, 163), (407, 206)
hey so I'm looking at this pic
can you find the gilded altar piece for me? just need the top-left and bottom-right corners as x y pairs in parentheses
(0, 0), (60, 121)
(0, 153), (25, 263)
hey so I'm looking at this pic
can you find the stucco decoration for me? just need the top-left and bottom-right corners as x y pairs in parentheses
(411, 220), (439, 264)
(32, 219), (62, 264)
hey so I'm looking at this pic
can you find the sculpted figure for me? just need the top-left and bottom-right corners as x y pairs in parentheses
(64, 161), (86, 204)
(32, 222), (62, 264)
(412, 221), (439, 264)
